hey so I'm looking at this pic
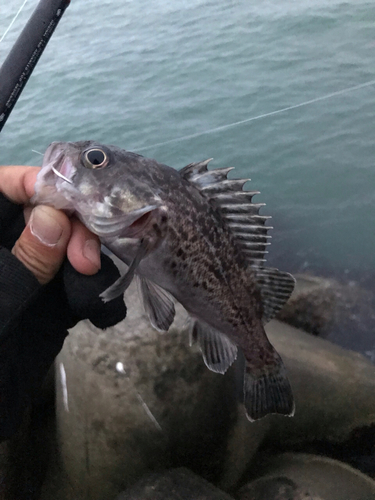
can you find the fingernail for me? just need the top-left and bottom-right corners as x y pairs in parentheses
(30, 206), (63, 246)
(83, 239), (101, 269)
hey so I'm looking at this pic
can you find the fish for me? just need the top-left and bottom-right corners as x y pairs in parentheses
(33, 141), (296, 421)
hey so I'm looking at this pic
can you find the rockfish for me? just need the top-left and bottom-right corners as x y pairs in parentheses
(33, 141), (296, 421)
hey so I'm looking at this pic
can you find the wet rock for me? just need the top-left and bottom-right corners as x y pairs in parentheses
(238, 453), (375, 500)
(277, 274), (375, 357)
(265, 320), (375, 448)
(218, 407), (270, 491)
(115, 467), (234, 500)
(48, 264), (375, 498)
(238, 476), (319, 500)
(52, 275), (267, 499)
(277, 274), (336, 336)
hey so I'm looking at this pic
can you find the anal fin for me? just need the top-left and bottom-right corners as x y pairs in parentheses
(138, 277), (175, 332)
(190, 319), (237, 374)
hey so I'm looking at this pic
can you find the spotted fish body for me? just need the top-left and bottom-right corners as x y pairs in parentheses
(33, 141), (296, 421)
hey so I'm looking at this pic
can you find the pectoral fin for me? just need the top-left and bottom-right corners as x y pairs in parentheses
(100, 245), (148, 303)
(190, 319), (237, 374)
(139, 277), (175, 332)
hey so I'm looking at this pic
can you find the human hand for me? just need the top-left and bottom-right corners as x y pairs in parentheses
(0, 165), (101, 284)
(0, 163), (127, 330)
(0, 165), (126, 441)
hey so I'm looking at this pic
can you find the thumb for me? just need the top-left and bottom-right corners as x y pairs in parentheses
(12, 205), (72, 285)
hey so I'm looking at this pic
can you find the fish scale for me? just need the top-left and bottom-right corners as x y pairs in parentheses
(33, 140), (296, 421)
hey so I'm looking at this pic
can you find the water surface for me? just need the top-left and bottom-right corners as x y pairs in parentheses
(1, 0), (374, 342)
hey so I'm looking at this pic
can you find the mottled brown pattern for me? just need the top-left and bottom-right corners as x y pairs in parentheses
(151, 167), (271, 362)
(56, 142), (279, 363)
(36, 141), (295, 420)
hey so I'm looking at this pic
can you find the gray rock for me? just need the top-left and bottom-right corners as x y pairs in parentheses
(277, 274), (337, 336)
(115, 467), (234, 500)
(238, 476), (319, 500)
(218, 408), (270, 491)
(265, 321), (375, 447)
(46, 265), (375, 498)
(277, 274), (375, 358)
(238, 453), (375, 500)
(52, 278), (267, 499)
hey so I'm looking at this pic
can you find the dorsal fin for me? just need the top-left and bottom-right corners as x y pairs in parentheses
(179, 159), (271, 267)
(179, 159), (214, 180)
(253, 267), (296, 324)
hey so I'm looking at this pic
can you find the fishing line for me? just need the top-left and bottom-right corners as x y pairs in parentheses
(0, 0), (29, 43)
(136, 78), (375, 152)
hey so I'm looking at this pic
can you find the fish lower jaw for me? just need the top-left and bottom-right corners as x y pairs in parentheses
(83, 204), (163, 241)
(32, 180), (76, 211)
(80, 218), (130, 240)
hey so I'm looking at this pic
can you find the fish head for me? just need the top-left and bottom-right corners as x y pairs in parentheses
(33, 141), (167, 243)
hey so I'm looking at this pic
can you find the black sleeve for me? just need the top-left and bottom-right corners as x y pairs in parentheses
(0, 247), (45, 439)
(0, 248), (41, 335)
(0, 194), (126, 440)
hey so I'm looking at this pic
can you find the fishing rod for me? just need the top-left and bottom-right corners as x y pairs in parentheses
(0, 0), (70, 133)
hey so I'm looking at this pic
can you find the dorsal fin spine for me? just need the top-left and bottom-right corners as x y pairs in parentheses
(179, 159), (274, 267)
(179, 159), (295, 320)
(179, 159), (213, 180)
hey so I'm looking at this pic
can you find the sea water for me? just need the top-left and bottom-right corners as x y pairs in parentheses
(1, 0), (374, 290)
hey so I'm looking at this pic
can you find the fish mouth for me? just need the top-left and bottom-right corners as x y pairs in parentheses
(51, 155), (72, 184)
(88, 204), (160, 239)
(43, 143), (76, 185)
(33, 142), (167, 243)
(32, 142), (78, 210)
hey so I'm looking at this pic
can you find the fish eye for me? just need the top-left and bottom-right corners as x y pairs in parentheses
(81, 148), (109, 169)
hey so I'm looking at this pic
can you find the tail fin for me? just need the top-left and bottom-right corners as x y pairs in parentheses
(243, 351), (294, 421)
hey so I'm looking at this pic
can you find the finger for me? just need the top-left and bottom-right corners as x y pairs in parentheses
(66, 217), (101, 275)
(12, 205), (71, 285)
(23, 205), (33, 223)
(24, 208), (101, 275)
(0, 166), (40, 204)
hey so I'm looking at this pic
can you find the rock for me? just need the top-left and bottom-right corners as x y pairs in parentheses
(277, 274), (375, 358)
(277, 274), (337, 336)
(52, 274), (268, 499)
(265, 320), (375, 449)
(115, 467), (234, 500)
(238, 476), (319, 500)
(47, 264), (375, 498)
(218, 406), (270, 491)
(237, 453), (375, 500)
